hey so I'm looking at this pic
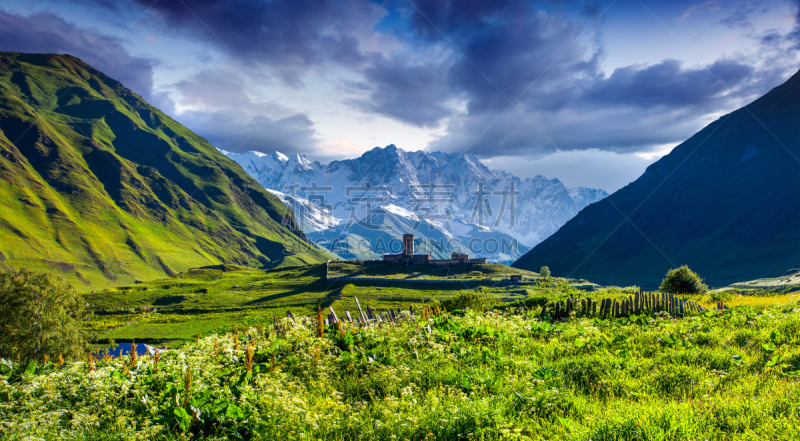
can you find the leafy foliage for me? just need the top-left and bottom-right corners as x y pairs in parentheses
(659, 265), (708, 294)
(442, 289), (498, 311)
(0, 269), (87, 361)
(539, 266), (551, 279)
(2, 300), (800, 440)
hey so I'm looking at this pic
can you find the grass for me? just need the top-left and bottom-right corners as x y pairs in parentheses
(3, 295), (799, 440)
(82, 261), (796, 350)
(85, 263), (552, 345)
(727, 268), (800, 289)
(327, 260), (544, 281)
(0, 51), (327, 290)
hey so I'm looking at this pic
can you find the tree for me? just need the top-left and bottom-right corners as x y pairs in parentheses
(539, 266), (551, 279)
(0, 269), (88, 361)
(659, 265), (708, 294)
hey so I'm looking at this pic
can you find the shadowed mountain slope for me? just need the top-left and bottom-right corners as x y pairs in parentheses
(513, 69), (800, 288)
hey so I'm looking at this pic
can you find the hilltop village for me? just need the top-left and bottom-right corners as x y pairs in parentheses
(383, 234), (488, 265)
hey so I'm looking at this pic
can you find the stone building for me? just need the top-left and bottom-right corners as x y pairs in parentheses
(382, 234), (431, 264)
(383, 234), (487, 265)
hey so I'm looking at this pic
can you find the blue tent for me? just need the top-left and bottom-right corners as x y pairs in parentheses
(100, 343), (158, 358)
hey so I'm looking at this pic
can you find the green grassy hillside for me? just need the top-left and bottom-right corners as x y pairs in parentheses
(0, 52), (328, 288)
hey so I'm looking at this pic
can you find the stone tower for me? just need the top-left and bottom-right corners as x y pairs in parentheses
(403, 234), (414, 255)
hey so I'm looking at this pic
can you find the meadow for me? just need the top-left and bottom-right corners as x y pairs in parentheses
(2, 268), (799, 440)
(84, 263), (552, 345)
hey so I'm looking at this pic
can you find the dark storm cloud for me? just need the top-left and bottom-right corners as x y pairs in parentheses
(406, 0), (600, 113)
(35, 0), (794, 162)
(391, 0), (785, 158)
(349, 55), (453, 127)
(395, 2), (758, 157)
(584, 59), (754, 109)
(172, 68), (319, 156)
(349, 0), (602, 127)
(0, 9), (156, 99)
(127, 0), (375, 83)
(448, 14), (597, 113)
(430, 98), (713, 158)
(430, 57), (761, 158)
(407, 0), (518, 40)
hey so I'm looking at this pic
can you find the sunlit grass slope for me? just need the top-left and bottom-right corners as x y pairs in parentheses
(0, 52), (328, 288)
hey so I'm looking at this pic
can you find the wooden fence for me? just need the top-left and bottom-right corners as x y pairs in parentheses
(286, 297), (417, 326)
(284, 293), (720, 328)
(537, 292), (712, 320)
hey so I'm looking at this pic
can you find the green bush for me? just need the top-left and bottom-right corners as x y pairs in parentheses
(659, 265), (708, 294)
(0, 268), (88, 361)
(443, 290), (498, 311)
(539, 266), (551, 279)
(710, 290), (733, 302)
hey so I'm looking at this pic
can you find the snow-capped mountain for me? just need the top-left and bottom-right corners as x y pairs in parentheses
(221, 145), (608, 263)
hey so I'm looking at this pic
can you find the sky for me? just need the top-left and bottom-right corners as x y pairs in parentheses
(0, 0), (798, 192)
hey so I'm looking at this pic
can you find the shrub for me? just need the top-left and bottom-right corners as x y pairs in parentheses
(539, 266), (551, 279)
(0, 268), (87, 361)
(710, 290), (733, 302)
(443, 290), (498, 311)
(659, 265), (708, 294)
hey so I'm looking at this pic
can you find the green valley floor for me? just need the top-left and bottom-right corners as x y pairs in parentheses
(1, 263), (799, 440)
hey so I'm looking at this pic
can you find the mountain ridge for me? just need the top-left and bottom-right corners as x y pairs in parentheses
(221, 144), (609, 262)
(0, 51), (327, 288)
(513, 68), (800, 288)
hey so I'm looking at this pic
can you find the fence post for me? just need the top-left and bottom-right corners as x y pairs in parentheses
(329, 307), (339, 324)
(354, 297), (368, 323)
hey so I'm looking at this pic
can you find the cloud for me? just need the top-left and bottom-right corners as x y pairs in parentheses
(429, 55), (761, 159)
(348, 54), (454, 127)
(680, 0), (720, 21)
(349, 2), (777, 161)
(347, 0), (602, 130)
(583, 59), (754, 109)
(789, 0), (800, 49)
(171, 68), (319, 155)
(11, 0), (795, 172)
(407, 0), (600, 114)
(126, 0), (379, 83)
(485, 149), (658, 192)
(0, 9), (156, 99)
(429, 100), (712, 159)
(717, 4), (756, 29)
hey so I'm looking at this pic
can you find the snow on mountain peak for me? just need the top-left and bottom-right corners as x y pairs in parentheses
(223, 145), (609, 261)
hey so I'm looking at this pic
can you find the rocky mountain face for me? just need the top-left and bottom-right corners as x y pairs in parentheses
(514, 69), (800, 288)
(0, 52), (327, 288)
(222, 145), (608, 263)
